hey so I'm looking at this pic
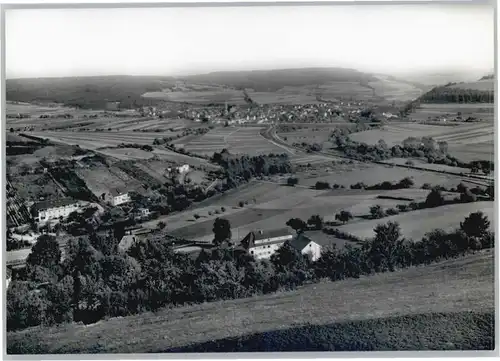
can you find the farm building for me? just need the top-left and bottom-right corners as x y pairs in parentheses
(109, 188), (131, 206)
(31, 198), (81, 223)
(288, 233), (322, 262)
(240, 228), (293, 260)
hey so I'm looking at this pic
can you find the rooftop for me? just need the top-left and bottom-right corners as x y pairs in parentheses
(32, 198), (79, 213)
(288, 233), (313, 252)
(110, 188), (128, 197)
(253, 228), (292, 241)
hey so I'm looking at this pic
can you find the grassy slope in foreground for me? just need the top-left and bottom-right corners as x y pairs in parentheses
(7, 250), (494, 354)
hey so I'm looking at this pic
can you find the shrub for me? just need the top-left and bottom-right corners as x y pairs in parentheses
(396, 204), (409, 212)
(385, 208), (399, 216)
(425, 188), (445, 208)
(335, 211), (353, 224)
(287, 177), (299, 187)
(221, 207), (226, 212)
(369, 205), (385, 219)
(460, 189), (477, 203)
(193, 214), (201, 219)
(315, 181), (330, 190)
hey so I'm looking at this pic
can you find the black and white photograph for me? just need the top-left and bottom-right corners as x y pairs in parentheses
(3, 1), (497, 355)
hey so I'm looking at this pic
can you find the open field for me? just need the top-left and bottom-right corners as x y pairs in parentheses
(22, 131), (220, 168)
(316, 82), (374, 101)
(296, 163), (472, 189)
(151, 179), (446, 243)
(25, 131), (178, 149)
(75, 165), (145, 199)
(448, 79), (494, 91)
(276, 127), (334, 145)
(7, 251), (494, 353)
(369, 75), (423, 102)
(381, 158), (492, 183)
(337, 201), (494, 241)
(349, 122), (494, 162)
(151, 148), (219, 169)
(142, 81), (381, 105)
(183, 127), (294, 156)
(410, 103), (494, 123)
(350, 122), (494, 147)
(97, 148), (155, 160)
(142, 89), (247, 104)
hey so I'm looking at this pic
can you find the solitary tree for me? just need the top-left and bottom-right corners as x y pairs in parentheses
(369, 205), (385, 219)
(460, 211), (490, 239)
(212, 218), (232, 246)
(157, 221), (166, 230)
(307, 215), (323, 230)
(335, 210), (353, 224)
(286, 218), (307, 234)
(425, 188), (445, 208)
(368, 221), (405, 272)
(398, 177), (414, 189)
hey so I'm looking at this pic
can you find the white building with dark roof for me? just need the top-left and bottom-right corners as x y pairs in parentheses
(240, 228), (293, 260)
(32, 198), (81, 223)
(110, 188), (130, 206)
(288, 233), (322, 262)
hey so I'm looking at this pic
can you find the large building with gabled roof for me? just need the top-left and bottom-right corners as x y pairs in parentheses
(240, 228), (293, 260)
(240, 229), (323, 261)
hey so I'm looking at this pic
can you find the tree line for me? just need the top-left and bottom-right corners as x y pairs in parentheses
(212, 149), (293, 189)
(7, 210), (493, 332)
(331, 131), (494, 173)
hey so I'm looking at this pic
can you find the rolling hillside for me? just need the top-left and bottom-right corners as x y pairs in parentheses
(179, 67), (378, 91)
(7, 250), (494, 353)
(6, 68), (414, 109)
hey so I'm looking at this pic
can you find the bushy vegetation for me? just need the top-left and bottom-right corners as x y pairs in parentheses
(212, 149), (293, 189)
(152, 128), (210, 146)
(7, 211), (494, 332)
(351, 177), (414, 191)
(331, 131), (494, 173)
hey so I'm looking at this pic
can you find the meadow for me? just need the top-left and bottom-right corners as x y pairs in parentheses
(368, 75), (423, 102)
(410, 103), (494, 122)
(75, 165), (145, 199)
(142, 89), (247, 104)
(26, 131), (180, 149)
(182, 127), (293, 156)
(7, 251), (494, 353)
(150, 176), (461, 243)
(276, 127), (335, 145)
(296, 163), (471, 189)
(349, 122), (494, 162)
(448, 79), (494, 91)
(337, 201), (494, 241)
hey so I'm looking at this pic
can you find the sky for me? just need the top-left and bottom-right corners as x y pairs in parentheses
(5, 4), (495, 79)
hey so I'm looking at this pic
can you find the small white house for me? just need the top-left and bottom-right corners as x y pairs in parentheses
(32, 198), (81, 223)
(177, 164), (190, 174)
(288, 233), (322, 262)
(110, 189), (131, 206)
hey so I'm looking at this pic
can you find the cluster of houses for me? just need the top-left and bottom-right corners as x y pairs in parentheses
(179, 100), (390, 125)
